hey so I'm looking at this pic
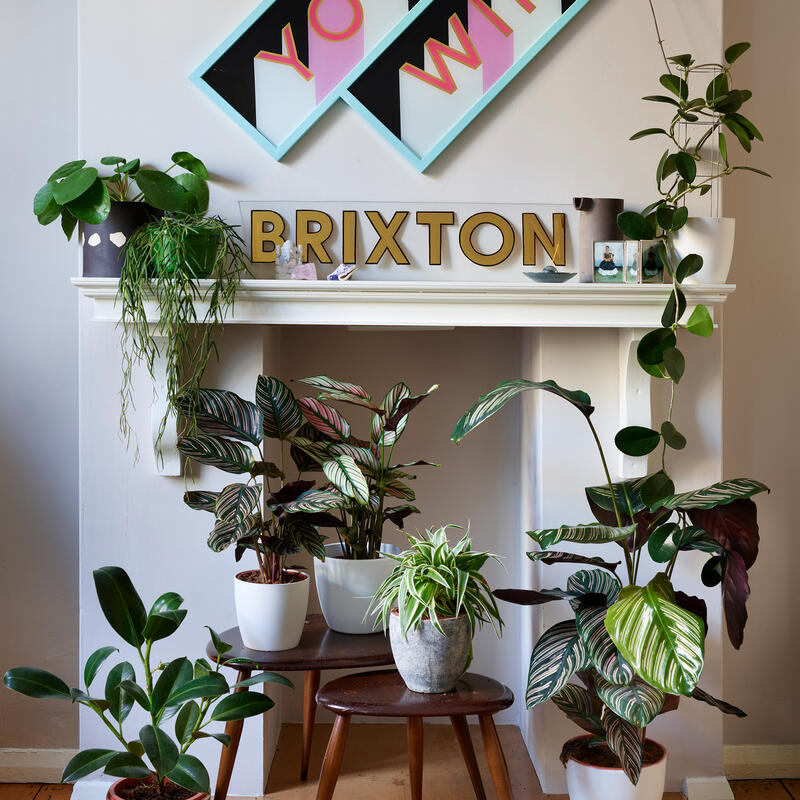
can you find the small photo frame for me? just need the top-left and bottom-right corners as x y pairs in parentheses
(640, 240), (665, 283)
(593, 241), (625, 283)
(624, 241), (640, 283)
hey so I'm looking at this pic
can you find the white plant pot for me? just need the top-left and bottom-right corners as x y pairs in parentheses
(565, 737), (667, 800)
(314, 542), (401, 634)
(234, 570), (309, 651)
(671, 216), (736, 284)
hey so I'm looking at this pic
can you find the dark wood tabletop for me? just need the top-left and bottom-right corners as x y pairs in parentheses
(206, 615), (394, 671)
(316, 669), (514, 717)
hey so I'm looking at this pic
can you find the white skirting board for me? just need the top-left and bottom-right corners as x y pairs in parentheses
(0, 748), (77, 781)
(724, 744), (800, 779)
(683, 776), (734, 800)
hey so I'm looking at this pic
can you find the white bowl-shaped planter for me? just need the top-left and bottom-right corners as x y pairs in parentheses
(671, 216), (736, 284)
(314, 542), (401, 634)
(389, 611), (472, 693)
(234, 569), (309, 651)
(565, 736), (667, 800)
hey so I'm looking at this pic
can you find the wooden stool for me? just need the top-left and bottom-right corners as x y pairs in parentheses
(315, 669), (515, 800)
(206, 616), (394, 800)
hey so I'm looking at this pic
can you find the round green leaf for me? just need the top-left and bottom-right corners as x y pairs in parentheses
(209, 690), (275, 722)
(48, 159), (86, 182)
(661, 420), (687, 450)
(100, 156), (126, 165)
(615, 426), (661, 457)
(641, 470), (675, 509)
(119, 158), (140, 175)
(36, 196), (62, 226)
(171, 151), (209, 179)
(617, 211), (656, 241)
(675, 153), (697, 184)
(656, 205), (675, 231)
(175, 173), (209, 215)
(686, 305), (714, 337)
(638, 328), (676, 366)
(676, 254), (703, 282)
(648, 523), (680, 562)
(672, 206), (689, 230)
(725, 41), (751, 63)
(661, 289), (687, 328)
(61, 208), (78, 239)
(134, 169), (187, 212)
(53, 167), (98, 204)
(61, 749), (116, 782)
(33, 181), (58, 215)
(66, 177), (110, 225)
(3, 667), (71, 699)
(663, 347), (686, 383)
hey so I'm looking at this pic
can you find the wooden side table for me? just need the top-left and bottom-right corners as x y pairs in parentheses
(315, 669), (515, 800)
(206, 615), (394, 800)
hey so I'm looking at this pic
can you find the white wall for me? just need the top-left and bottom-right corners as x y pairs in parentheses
(0, 0), (79, 752)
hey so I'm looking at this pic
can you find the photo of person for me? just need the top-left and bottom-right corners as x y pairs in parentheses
(640, 240), (665, 283)
(593, 241), (625, 283)
(624, 241), (641, 283)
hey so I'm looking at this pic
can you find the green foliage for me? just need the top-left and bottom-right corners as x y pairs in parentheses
(368, 525), (504, 641)
(2, 566), (289, 791)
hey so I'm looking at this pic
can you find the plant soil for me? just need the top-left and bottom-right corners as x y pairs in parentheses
(116, 781), (195, 800)
(236, 569), (307, 585)
(568, 739), (664, 769)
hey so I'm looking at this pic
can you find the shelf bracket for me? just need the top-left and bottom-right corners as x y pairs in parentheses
(151, 335), (181, 477)
(618, 328), (651, 479)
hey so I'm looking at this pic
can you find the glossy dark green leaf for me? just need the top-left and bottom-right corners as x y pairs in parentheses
(143, 592), (186, 642)
(659, 73), (688, 100)
(61, 748), (116, 781)
(119, 680), (150, 711)
(648, 523), (680, 562)
(668, 53), (693, 68)
(617, 211), (656, 241)
(165, 673), (229, 707)
(630, 128), (667, 141)
(676, 254), (703, 282)
(642, 471), (675, 509)
(53, 167), (98, 204)
(174, 700), (201, 745)
(719, 132), (729, 166)
(61, 208), (78, 239)
(728, 113), (763, 142)
(724, 41), (751, 63)
(661, 288), (687, 327)
(69, 688), (111, 711)
(615, 426), (661, 457)
(48, 159), (86, 182)
(135, 169), (186, 212)
(638, 328), (676, 366)
(672, 207), (688, 231)
(656, 205), (675, 231)
(100, 156), (126, 165)
(663, 347), (686, 383)
(642, 94), (680, 106)
(34, 182), (58, 215)
(675, 153), (697, 184)
(175, 173), (209, 215)
(36, 195), (61, 225)
(686, 305), (714, 337)
(167, 754), (210, 794)
(171, 151), (209, 179)
(3, 667), (71, 699)
(209, 690), (275, 722)
(104, 752), (151, 778)
(661, 421), (687, 450)
(105, 662), (135, 723)
(724, 117), (752, 152)
(731, 165), (772, 178)
(140, 724), (179, 776)
(93, 567), (146, 647)
(66, 177), (110, 224)
(84, 647), (117, 689)
(151, 658), (193, 717)
(706, 72), (730, 103)
(206, 626), (233, 656)
(233, 671), (294, 690)
(119, 158), (140, 175)
(702, 555), (724, 587)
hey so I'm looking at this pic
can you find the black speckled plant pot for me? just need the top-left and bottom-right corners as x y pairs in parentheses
(81, 202), (160, 278)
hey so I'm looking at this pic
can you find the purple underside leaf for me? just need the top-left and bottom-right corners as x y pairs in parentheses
(270, 480), (315, 507)
(493, 588), (574, 605)
(586, 495), (662, 551)
(722, 550), (750, 649)
(687, 498), (759, 568)
(674, 590), (709, 637)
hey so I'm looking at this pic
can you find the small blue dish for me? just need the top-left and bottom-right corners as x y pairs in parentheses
(524, 271), (577, 283)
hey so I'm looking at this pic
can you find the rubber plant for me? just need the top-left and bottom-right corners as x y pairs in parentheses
(3, 566), (291, 793)
(179, 375), (438, 580)
(452, 378), (767, 780)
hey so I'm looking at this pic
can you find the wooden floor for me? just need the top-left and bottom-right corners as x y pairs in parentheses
(0, 727), (796, 800)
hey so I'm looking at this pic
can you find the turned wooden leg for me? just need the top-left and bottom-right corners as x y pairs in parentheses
(407, 717), (424, 800)
(316, 713), (351, 800)
(301, 669), (321, 780)
(450, 715), (487, 800)
(478, 713), (513, 800)
(214, 668), (251, 800)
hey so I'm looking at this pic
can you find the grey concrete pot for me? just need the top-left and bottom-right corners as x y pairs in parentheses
(389, 611), (472, 693)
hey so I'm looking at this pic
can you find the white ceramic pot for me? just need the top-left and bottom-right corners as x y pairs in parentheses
(234, 569), (309, 651)
(565, 736), (667, 800)
(671, 216), (736, 284)
(314, 542), (401, 634)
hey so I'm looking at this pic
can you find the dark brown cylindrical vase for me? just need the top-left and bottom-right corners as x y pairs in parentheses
(573, 197), (624, 283)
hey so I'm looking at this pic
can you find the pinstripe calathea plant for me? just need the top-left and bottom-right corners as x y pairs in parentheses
(451, 379), (768, 785)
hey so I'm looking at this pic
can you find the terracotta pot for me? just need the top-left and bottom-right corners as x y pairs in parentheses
(314, 542), (401, 634)
(107, 778), (207, 800)
(564, 735), (667, 800)
(234, 569), (309, 651)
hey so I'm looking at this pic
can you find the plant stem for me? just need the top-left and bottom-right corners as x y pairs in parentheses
(648, 0), (672, 73)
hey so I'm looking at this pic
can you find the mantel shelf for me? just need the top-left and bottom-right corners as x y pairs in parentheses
(73, 278), (735, 329)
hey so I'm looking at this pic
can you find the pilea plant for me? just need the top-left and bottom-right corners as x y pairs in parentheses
(179, 375), (438, 581)
(452, 372), (767, 783)
(3, 567), (289, 794)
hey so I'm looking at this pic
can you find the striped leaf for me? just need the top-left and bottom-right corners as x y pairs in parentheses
(297, 398), (350, 441)
(601, 705), (643, 784)
(215, 483), (261, 524)
(208, 515), (261, 552)
(298, 375), (371, 400)
(183, 491), (219, 513)
(567, 569), (621, 606)
(691, 686), (746, 717)
(328, 443), (380, 475)
(605, 573), (705, 695)
(655, 478), (769, 511)
(575, 603), (635, 685)
(178, 435), (255, 474)
(373, 382), (411, 446)
(179, 389), (262, 446)
(528, 551), (621, 573)
(383, 479), (416, 501)
(596, 676), (664, 727)
(281, 489), (347, 514)
(323, 455), (369, 505)
(383, 384), (438, 432)
(526, 620), (588, 708)
(585, 477), (650, 515)
(287, 434), (332, 464)
(452, 379), (594, 443)
(256, 376), (302, 440)
(552, 684), (603, 735)
(528, 524), (636, 550)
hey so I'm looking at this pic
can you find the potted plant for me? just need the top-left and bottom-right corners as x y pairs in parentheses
(34, 151), (211, 278)
(3, 566), (290, 796)
(621, 19), (768, 284)
(179, 377), (347, 651)
(452, 370), (766, 794)
(368, 525), (503, 694)
(289, 376), (439, 634)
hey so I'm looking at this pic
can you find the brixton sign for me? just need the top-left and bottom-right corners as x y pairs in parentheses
(192, 0), (593, 171)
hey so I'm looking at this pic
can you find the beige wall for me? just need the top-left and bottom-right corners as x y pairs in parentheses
(723, 0), (800, 747)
